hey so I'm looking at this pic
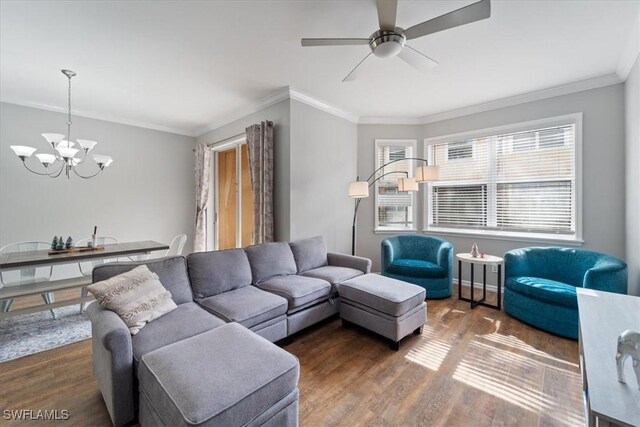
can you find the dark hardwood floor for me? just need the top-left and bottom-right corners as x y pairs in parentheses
(0, 294), (582, 426)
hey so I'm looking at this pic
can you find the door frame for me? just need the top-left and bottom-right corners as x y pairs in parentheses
(209, 136), (248, 250)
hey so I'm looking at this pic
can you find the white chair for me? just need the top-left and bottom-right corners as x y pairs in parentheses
(131, 234), (187, 261)
(0, 241), (57, 319)
(165, 234), (187, 257)
(76, 236), (119, 313)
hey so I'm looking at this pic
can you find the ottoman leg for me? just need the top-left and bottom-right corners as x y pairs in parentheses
(414, 326), (423, 335)
(390, 340), (400, 351)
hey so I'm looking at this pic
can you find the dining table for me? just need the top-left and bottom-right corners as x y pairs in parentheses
(0, 240), (169, 319)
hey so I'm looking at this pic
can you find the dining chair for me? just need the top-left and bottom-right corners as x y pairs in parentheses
(165, 234), (187, 257)
(0, 241), (57, 319)
(76, 236), (119, 313)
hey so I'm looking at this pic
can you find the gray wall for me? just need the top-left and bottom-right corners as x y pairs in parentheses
(357, 84), (627, 288)
(0, 102), (196, 279)
(625, 56), (640, 296)
(290, 100), (357, 253)
(196, 100), (291, 242)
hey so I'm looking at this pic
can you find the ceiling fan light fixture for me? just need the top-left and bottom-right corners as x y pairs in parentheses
(369, 30), (406, 58)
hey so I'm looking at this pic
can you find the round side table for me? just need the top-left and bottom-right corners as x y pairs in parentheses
(456, 253), (503, 310)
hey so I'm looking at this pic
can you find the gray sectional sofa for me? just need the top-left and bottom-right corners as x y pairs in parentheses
(86, 236), (371, 426)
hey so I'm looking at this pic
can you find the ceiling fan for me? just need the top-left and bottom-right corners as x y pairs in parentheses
(301, 0), (491, 82)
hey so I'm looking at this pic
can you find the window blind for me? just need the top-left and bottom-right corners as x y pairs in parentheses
(376, 143), (414, 229)
(428, 124), (576, 236)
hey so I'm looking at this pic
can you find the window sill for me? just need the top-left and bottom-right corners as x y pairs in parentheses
(422, 228), (584, 246)
(374, 229), (419, 235)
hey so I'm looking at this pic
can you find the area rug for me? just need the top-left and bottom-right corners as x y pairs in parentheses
(0, 305), (92, 363)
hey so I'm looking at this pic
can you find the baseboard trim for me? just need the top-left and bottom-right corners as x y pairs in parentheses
(455, 278), (499, 293)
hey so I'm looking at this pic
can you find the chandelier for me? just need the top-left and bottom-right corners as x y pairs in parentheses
(9, 69), (113, 179)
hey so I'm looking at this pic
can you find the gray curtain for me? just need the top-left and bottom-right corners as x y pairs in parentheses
(194, 143), (211, 252)
(246, 121), (274, 244)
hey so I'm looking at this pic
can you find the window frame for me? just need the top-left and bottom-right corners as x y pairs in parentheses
(374, 139), (418, 233)
(424, 113), (583, 244)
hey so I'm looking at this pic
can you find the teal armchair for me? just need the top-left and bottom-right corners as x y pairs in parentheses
(381, 235), (453, 298)
(504, 247), (627, 339)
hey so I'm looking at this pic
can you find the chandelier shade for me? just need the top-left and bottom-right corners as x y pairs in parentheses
(8, 69), (113, 179)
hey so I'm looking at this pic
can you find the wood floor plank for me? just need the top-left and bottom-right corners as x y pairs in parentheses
(0, 296), (582, 426)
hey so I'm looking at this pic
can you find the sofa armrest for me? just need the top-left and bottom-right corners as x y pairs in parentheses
(583, 261), (628, 294)
(327, 252), (372, 274)
(86, 302), (135, 427)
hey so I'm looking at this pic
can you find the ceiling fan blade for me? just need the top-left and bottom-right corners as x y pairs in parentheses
(301, 38), (370, 47)
(376, 0), (398, 31)
(397, 45), (438, 72)
(404, 0), (491, 40)
(343, 52), (373, 82)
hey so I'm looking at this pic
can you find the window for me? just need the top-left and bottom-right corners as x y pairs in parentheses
(425, 114), (581, 241)
(447, 141), (474, 160)
(375, 139), (416, 231)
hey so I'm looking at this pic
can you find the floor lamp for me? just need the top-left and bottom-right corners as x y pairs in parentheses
(348, 158), (439, 256)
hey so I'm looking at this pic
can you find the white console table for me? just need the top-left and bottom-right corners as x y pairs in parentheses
(577, 288), (640, 427)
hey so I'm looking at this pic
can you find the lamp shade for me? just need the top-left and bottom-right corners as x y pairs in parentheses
(36, 153), (56, 166)
(415, 165), (440, 182)
(348, 181), (369, 198)
(56, 146), (79, 159)
(397, 177), (419, 192)
(57, 140), (75, 148)
(41, 133), (65, 145)
(77, 139), (98, 152)
(93, 154), (113, 168)
(10, 145), (37, 159)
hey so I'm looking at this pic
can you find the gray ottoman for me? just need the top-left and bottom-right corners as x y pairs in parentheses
(138, 323), (300, 426)
(339, 273), (426, 350)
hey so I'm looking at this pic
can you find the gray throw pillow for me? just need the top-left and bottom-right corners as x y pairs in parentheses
(244, 242), (297, 284)
(87, 265), (177, 335)
(289, 236), (328, 273)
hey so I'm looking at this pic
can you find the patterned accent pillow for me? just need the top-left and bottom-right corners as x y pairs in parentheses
(87, 264), (177, 335)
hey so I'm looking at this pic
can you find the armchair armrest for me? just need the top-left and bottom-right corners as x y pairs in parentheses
(327, 252), (372, 274)
(86, 302), (135, 427)
(381, 240), (397, 273)
(504, 249), (531, 280)
(437, 242), (453, 269)
(583, 260), (628, 294)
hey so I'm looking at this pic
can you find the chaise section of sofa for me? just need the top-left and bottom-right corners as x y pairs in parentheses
(87, 256), (227, 427)
(187, 248), (289, 342)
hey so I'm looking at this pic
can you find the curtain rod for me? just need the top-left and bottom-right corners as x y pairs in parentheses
(207, 132), (246, 148)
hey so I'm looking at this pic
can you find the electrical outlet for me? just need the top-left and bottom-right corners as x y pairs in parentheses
(491, 265), (498, 273)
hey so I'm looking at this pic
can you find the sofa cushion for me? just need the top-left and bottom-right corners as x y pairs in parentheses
(339, 274), (426, 317)
(506, 276), (578, 309)
(187, 249), (252, 299)
(386, 259), (446, 278)
(197, 286), (288, 329)
(257, 275), (331, 312)
(244, 242), (297, 284)
(289, 236), (328, 273)
(302, 266), (363, 294)
(138, 323), (299, 427)
(132, 302), (226, 366)
(92, 256), (193, 305)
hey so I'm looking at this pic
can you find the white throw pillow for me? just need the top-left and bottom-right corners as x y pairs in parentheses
(87, 264), (177, 335)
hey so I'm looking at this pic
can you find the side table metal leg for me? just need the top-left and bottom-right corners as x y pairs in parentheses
(470, 263), (474, 308)
(458, 260), (462, 300)
(498, 264), (502, 310)
(483, 264), (487, 302)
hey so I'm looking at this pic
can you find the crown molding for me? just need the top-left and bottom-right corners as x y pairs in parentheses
(616, 9), (640, 80)
(194, 87), (291, 137)
(0, 98), (195, 137)
(288, 87), (359, 123)
(359, 73), (622, 126)
(195, 86), (358, 137)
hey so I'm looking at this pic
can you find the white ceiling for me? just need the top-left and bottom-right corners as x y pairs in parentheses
(1, 1), (638, 136)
